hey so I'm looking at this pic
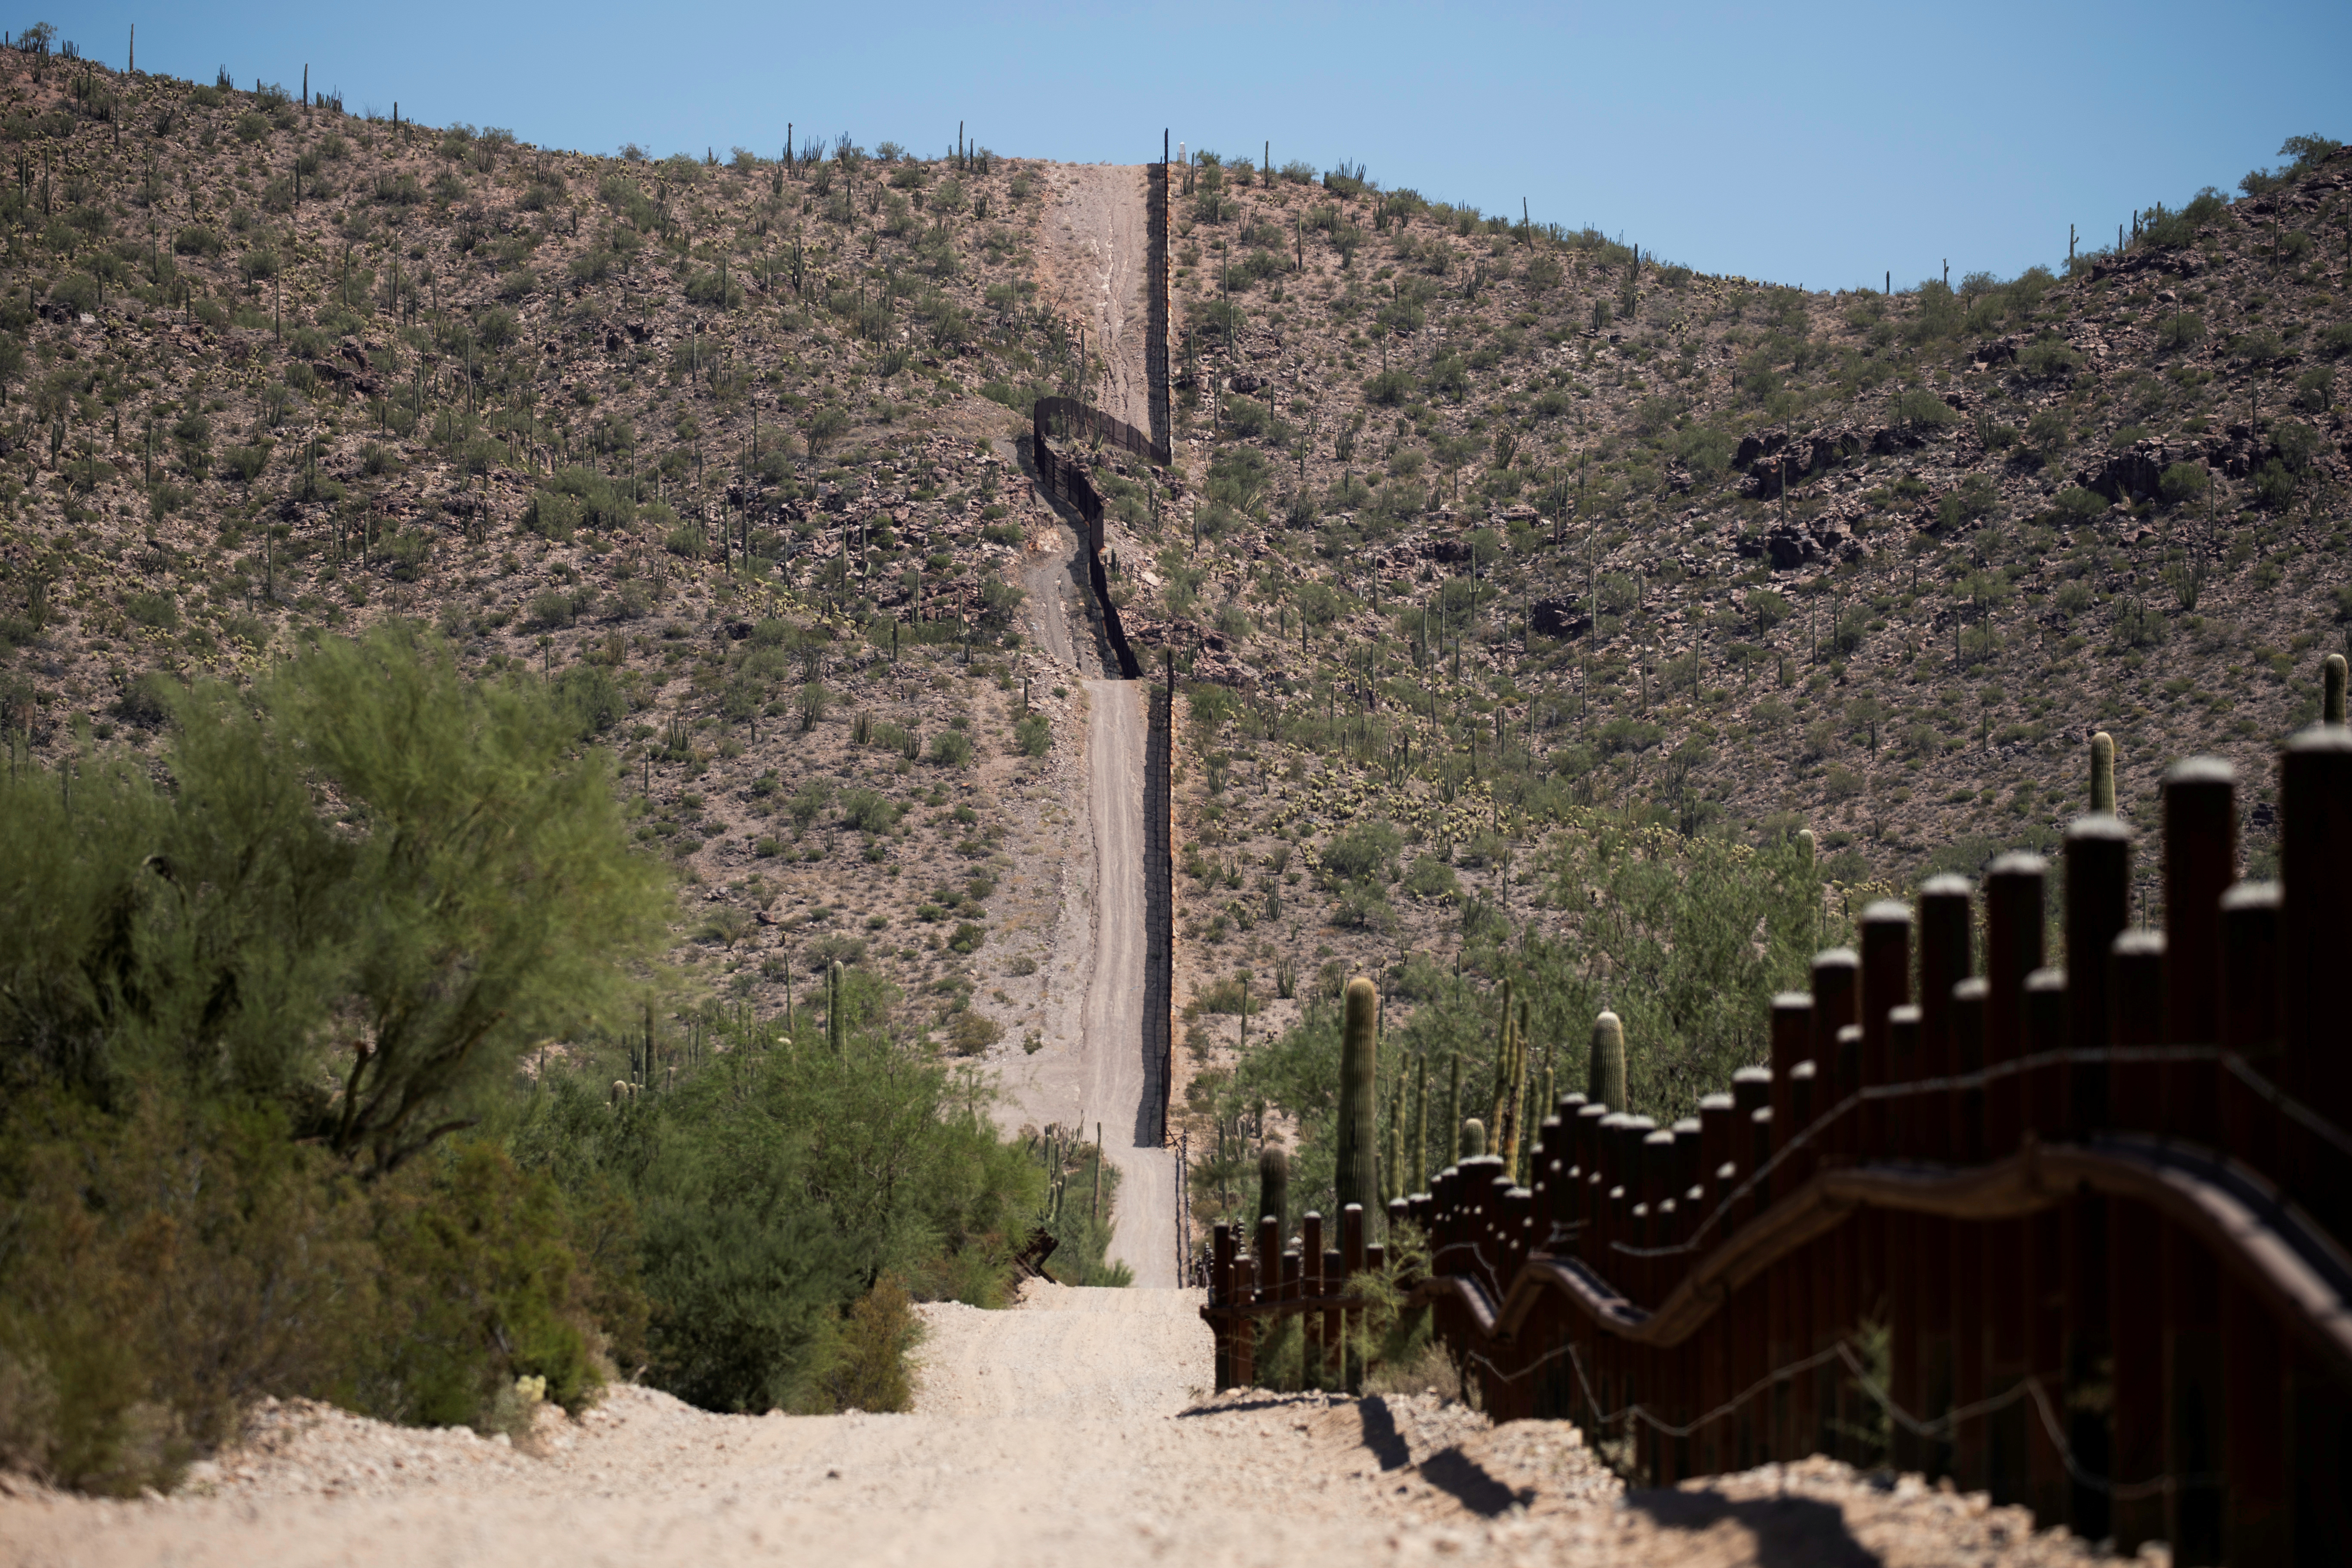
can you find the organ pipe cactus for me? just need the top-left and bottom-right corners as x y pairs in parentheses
(1459, 1117), (1486, 1159)
(2091, 731), (2116, 812)
(2328, 653), (2348, 724)
(827, 960), (847, 1055)
(1334, 976), (1379, 1217)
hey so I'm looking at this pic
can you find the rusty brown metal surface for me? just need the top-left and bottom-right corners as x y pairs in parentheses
(1194, 737), (2352, 1562)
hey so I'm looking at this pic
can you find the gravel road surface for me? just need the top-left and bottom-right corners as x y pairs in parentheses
(0, 1283), (2113, 1568)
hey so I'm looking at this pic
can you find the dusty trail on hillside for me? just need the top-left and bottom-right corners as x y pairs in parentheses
(988, 165), (1173, 1287)
(1074, 677), (1173, 1284)
(1038, 163), (1152, 430)
(0, 1283), (2104, 1568)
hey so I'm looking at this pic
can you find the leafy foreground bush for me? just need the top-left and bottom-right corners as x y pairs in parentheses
(0, 625), (671, 1173)
(0, 1091), (611, 1494)
(510, 1017), (1041, 1415)
(0, 628), (1049, 1491)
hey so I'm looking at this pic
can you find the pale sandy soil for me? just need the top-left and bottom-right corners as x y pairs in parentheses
(0, 1284), (2119, 1568)
(986, 161), (1177, 1286)
(1036, 163), (1153, 433)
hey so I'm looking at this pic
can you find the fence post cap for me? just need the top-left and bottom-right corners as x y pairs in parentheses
(2284, 723), (2352, 754)
(2220, 880), (2282, 911)
(2165, 754), (2236, 785)
(2064, 813), (2132, 843)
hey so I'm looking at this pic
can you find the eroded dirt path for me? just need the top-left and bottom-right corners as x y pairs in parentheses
(1037, 163), (1152, 431)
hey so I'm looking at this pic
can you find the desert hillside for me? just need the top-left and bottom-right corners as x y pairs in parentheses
(0, 47), (2342, 1129)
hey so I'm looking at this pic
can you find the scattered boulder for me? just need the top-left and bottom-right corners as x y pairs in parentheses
(1736, 517), (1869, 570)
(1529, 596), (1590, 641)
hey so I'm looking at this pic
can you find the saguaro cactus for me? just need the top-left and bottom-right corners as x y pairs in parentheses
(2091, 731), (2116, 812)
(1443, 1050), (1461, 1170)
(1335, 976), (1380, 1216)
(1258, 1145), (1289, 1238)
(2327, 653), (2347, 724)
(1589, 1010), (1627, 1115)
(827, 960), (848, 1055)
(1382, 1078), (1404, 1206)
(1510, 996), (1532, 1182)
(1488, 977), (1516, 1157)
(1410, 1053), (1429, 1194)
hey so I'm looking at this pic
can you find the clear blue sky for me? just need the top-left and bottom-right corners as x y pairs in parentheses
(59, 0), (2350, 290)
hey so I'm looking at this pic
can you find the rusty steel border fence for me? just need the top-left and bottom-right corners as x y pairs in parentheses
(1146, 131), (1172, 461)
(1145, 655), (1174, 1143)
(1204, 721), (2352, 1567)
(1030, 393), (1151, 680)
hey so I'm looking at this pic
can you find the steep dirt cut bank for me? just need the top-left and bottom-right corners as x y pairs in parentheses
(1036, 163), (1153, 432)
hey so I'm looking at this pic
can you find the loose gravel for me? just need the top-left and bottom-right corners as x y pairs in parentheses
(2, 1283), (2139, 1567)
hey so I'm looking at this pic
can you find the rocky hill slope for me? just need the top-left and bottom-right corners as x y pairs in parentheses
(1145, 135), (2351, 1139)
(0, 46), (2342, 1110)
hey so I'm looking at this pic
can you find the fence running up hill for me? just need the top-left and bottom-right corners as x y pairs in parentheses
(1027, 141), (1176, 1145)
(1205, 718), (2352, 1568)
(1030, 394), (1159, 682)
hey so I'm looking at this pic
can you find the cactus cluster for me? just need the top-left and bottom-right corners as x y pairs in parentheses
(1488, 978), (1534, 1181)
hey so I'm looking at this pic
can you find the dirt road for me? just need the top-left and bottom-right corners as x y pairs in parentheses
(1040, 164), (1152, 431)
(991, 164), (1173, 1287)
(0, 1282), (2099, 1568)
(1076, 678), (1173, 1285)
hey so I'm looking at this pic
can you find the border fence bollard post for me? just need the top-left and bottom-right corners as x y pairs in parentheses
(2220, 882), (2285, 1561)
(1211, 1223), (1235, 1390)
(1302, 1211), (1324, 1381)
(1335, 979), (1379, 1216)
